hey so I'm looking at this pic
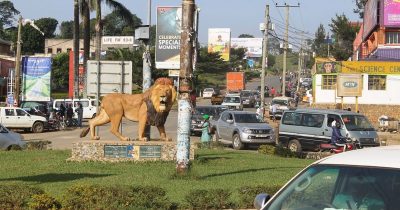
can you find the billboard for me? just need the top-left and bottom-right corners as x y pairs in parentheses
(363, 0), (378, 40)
(208, 28), (231, 61)
(155, 6), (182, 69)
(341, 61), (400, 74)
(21, 56), (52, 101)
(315, 58), (342, 74)
(68, 51), (85, 98)
(337, 74), (363, 97)
(384, 0), (400, 26)
(231, 38), (263, 58)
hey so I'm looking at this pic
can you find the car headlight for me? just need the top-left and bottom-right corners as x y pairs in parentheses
(243, 128), (252, 134)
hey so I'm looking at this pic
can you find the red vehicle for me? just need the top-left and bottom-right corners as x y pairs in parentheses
(226, 72), (245, 92)
(320, 137), (360, 153)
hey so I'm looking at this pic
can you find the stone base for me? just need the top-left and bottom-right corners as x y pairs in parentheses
(68, 140), (196, 162)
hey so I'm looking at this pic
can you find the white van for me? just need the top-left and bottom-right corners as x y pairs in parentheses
(53, 98), (98, 119)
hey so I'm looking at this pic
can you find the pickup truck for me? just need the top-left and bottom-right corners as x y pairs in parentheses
(0, 107), (47, 133)
(211, 94), (224, 105)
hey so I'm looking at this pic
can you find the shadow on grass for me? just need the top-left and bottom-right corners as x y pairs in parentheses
(0, 173), (112, 183)
(200, 167), (303, 179)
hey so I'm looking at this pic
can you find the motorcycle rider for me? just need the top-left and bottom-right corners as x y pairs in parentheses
(330, 122), (347, 149)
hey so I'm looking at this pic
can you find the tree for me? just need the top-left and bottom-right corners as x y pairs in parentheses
(329, 14), (359, 60)
(59, 21), (74, 39)
(103, 10), (142, 36)
(354, 0), (368, 19)
(35, 18), (58, 38)
(196, 47), (230, 73)
(267, 54), (276, 67)
(52, 52), (70, 90)
(230, 47), (247, 70)
(0, 0), (19, 40)
(238, 34), (254, 38)
(268, 36), (281, 55)
(311, 24), (328, 58)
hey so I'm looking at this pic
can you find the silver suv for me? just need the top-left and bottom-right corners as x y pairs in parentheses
(211, 110), (275, 149)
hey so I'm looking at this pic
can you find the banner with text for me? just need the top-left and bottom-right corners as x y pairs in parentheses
(208, 28), (231, 61)
(21, 56), (52, 101)
(155, 6), (182, 69)
(231, 38), (263, 58)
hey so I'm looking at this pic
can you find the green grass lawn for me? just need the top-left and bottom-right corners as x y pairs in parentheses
(0, 149), (313, 204)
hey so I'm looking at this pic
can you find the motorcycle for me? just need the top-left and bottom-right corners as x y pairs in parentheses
(320, 137), (361, 154)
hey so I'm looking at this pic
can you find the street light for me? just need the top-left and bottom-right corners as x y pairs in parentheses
(14, 16), (44, 106)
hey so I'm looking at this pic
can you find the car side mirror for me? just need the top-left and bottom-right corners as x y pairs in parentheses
(254, 193), (271, 210)
(227, 119), (234, 124)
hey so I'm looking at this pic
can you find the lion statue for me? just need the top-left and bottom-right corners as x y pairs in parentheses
(80, 78), (177, 141)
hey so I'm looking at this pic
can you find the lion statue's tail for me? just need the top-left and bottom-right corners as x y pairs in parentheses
(80, 127), (90, 138)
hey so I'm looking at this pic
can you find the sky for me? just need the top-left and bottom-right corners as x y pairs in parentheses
(12, 0), (361, 47)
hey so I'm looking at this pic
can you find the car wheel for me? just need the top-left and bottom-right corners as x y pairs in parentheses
(32, 121), (44, 133)
(232, 133), (244, 150)
(288, 139), (302, 153)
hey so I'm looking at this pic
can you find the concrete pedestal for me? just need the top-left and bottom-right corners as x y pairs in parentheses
(68, 140), (196, 162)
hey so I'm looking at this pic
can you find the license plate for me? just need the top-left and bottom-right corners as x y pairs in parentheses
(255, 135), (268, 138)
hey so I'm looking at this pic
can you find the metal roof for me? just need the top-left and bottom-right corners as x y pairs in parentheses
(317, 146), (400, 169)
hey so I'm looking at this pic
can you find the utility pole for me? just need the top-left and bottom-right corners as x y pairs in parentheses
(276, 3), (299, 97)
(260, 5), (270, 119)
(297, 32), (303, 92)
(176, 0), (195, 174)
(143, 0), (152, 140)
(73, 0), (80, 98)
(14, 16), (22, 106)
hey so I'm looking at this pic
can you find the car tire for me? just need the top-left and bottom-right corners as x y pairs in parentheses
(288, 139), (302, 153)
(32, 121), (44, 133)
(232, 133), (244, 150)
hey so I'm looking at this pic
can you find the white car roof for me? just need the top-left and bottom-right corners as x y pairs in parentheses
(316, 146), (400, 169)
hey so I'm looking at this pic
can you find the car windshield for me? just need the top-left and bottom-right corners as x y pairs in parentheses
(234, 113), (264, 123)
(272, 100), (288, 106)
(268, 165), (400, 210)
(342, 115), (375, 131)
(241, 92), (252, 97)
(195, 107), (227, 118)
(223, 97), (240, 103)
(204, 88), (213, 92)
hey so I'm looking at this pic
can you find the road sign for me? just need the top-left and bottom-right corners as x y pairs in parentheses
(168, 70), (180, 77)
(7, 94), (14, 106)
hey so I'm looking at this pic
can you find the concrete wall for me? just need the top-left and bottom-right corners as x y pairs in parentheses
(315, 74), (400, 105)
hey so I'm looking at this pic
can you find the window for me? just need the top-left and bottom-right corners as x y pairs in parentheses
(282, 112), (302, 126)
(301, 114), (324, 128)
(385, 32), (400, 44)
(5, 109), (14, 116)
(368, 75), (386, 90)
(327, 114), (341, 127)
(322, 75), (337, 90)
(56, 48), (62, 53)
(16, 109), (27, 116)
(47, 48), (53, 54)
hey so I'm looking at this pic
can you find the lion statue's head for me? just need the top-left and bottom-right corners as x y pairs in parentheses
(149, 78), (177, 113)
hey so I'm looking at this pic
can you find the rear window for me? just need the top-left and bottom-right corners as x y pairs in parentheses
(204, 88), (214, 92)
(282, 112), (324, 128)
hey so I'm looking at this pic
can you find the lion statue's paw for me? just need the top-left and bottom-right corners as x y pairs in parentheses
(92, 136), (100, 140)
(121, 137), (131, 141)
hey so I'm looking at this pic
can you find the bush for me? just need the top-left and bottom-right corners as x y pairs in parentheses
(26, 141), (52, 150)
(274, 145), (300, 158)
(184, 189), (233, 209)
(237, 185), (282, 208)
(63, 184), (175, 210)
(258, 144), (276, 155)
(0, 185), (45, 209)
(28, 193), (61, 210)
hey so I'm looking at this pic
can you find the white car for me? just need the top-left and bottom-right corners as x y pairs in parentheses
(254, 146), (400, 210)
(221, 95), (243, 110)
(0, 124), (26, 150)
(202, 88), (215, 99)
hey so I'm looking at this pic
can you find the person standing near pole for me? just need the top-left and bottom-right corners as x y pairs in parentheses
(75, 102), (83, 128)
(200, 114), (211, 148)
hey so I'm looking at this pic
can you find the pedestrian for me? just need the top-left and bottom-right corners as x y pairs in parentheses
(271, 103), (278, 122)
(75, 103), (83, 128)
(200, 114), (211, 148)
(66, 104), (74, 126)
(270, 87), (276, 98)
(294, 92), (299, 107)
(190, 90), (197, 107)
(58, 103), (66, 120)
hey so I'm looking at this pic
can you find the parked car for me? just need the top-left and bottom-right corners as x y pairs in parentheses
(0, 123), (26, 150)
(268, 96), (295, 119)
(20, 101), (53, 118)
(53, 98), (97, 119)
(190, 105), (228, 135)
(221, 94), (243, 110)
(0, 107), (47, 133)
(211, 93), (224, 105)
(211, 110), (275, 150)
(254, 146), (400, 210)
(240, 90), (256, 108)
(202, 88), (215, 99)
(301, 77), (312, 88)
(279, 108), (380, 152)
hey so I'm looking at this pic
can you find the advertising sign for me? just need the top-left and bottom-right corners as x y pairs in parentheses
(21, 56), (52, 101)
(384, 0), (400, 26)
(341, 61), (400, 74)
(337, 74), (363, 97)
(102, 36), (134, 45)
(155, 6), (182, 69)
(231, 38), (263, 58)
(315, 58), (342, 74)
(208, 28), (231, 61)
(363, 0), (378, 39)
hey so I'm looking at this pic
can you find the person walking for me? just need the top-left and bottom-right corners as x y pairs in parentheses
(66, 104), (74, 126)
(271, 103), (278, 122)
(75, 103), (83, 128)
(201, 114), (211, 148)
(270, 87), (276, 98)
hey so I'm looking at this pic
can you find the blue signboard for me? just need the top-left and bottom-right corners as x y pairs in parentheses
(21, 57), (52, 101)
